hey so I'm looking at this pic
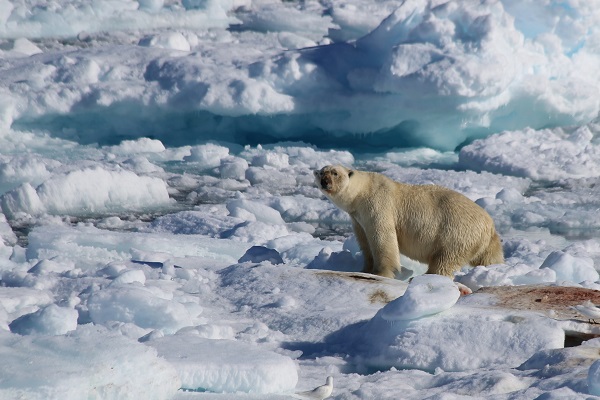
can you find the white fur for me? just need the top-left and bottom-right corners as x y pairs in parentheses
(315, 165), (504, 279)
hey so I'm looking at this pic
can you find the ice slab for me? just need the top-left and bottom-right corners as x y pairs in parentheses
(1, 167), (172, 219)
(147, 334), (298, 394)
(0, 325), (180, 399)
(26, 224), (251, 271)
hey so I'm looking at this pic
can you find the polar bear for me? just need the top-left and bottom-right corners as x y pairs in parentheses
(314, 165), (503, 283)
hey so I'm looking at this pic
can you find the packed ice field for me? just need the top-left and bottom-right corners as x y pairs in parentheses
(2, 0), (600, 398)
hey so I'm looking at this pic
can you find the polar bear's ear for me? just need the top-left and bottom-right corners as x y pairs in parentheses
(348, 170), (354, 178)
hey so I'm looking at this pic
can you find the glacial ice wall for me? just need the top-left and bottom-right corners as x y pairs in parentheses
(1, 0), (599, 150)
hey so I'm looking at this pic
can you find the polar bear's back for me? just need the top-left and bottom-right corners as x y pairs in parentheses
(391, 180), (496, 265)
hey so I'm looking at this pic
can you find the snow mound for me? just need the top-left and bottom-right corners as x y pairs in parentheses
(1, 167), (171, 219)
(9, 304), (78, 335)
(87, 284), (195, 334)
(459, 125), (600, 180)
(239, 246), (284, 265)
(0, 287), (53, 330)
(540, 250), (599, 284)
(0, 325), (180, 399)
(147, 334), (298, 394)
(355, 299), (565, 372)
(381, 275), (460, 321)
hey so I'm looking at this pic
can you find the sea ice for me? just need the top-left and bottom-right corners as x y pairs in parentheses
(1, 0), (600, 398)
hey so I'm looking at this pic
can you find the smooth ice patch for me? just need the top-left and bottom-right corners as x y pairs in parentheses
(27, 224), (251, 271)
(147, 334), (298, 394)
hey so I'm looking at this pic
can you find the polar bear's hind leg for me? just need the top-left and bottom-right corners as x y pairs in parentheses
(470, 232), (504, 267)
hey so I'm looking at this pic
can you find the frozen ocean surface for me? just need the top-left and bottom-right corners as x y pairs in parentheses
(2, 0), (600, 398)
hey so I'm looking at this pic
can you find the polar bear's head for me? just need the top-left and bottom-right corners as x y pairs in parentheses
(314, 165), (354, 196)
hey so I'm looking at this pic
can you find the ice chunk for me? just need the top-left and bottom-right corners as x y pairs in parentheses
(381, 275), (460, 321)
(1, 183), (45, 219)
(459, 126), (600, 180)
(111, 269), (146, 285)
(540, 251), (599, 284)
(358, 304), (565, 372)
(589, 359), (600, 396)
(227, 199), (286, 225)
(147, 334), (298, 394)
(139, 32), (191, 52)
(0, 212), (16, 246)
(106, 138), (166, 155)
(87, 284), (194, 334)
(458, 263), (558, 291)
(221, 220), (290, 244)
(28, 259), (75, 275)
(252, 152), (290, 168)
(137, 0), (164, 13)
(183, 143), (230, 170)
(9, 304), (78, 336)
(1, 167), (171, 219)
(0, 287), (53, 329)
(6, 38), (43, 56)
(238, 246), (284, 265)
(27, 224), (251, 271)
(220, 157), (249, 180)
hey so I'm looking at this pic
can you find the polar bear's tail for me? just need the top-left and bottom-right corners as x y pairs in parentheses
(470, 231), (504, 267)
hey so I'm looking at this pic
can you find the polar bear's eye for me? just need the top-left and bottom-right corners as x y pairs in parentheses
(332, 171), (338, 176)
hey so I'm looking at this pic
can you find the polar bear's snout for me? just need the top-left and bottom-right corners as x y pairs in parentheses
(320, 175), (333, 190)
(314, 168), (334, 191)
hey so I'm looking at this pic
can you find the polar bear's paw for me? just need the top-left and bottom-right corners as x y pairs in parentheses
(455, 282), (473, 296)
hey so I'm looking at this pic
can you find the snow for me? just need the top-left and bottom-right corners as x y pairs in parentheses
(1, 0), (600, 398)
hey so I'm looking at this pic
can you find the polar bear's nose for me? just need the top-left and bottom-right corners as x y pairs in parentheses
(321, 176), (332, 190)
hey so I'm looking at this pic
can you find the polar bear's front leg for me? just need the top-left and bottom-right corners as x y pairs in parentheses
(351, 217), (373, 273)
(365, 220), (401, 279)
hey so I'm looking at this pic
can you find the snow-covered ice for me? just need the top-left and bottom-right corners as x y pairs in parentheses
(380, 274), (460, 321)
(2, 0), (600, 398)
